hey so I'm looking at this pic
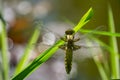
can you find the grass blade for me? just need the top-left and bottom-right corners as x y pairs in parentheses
(14, 25), (41, 75)
(85, 37), (109, 80)
(11, 7), (93, 80)
(80, 29), (120, 37)
(93, 55), (109, 80)
(12, 40), (64, 80)
(0, 14), (9, 80)
(0, 63), (3, 80)
(108, 4), (119, 79)
(90, 36), (112, 79)
(74, 7), (93, 32)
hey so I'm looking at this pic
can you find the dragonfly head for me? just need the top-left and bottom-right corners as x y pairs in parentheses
(65, 29), (75, 40)
(65, 29), (75, 35)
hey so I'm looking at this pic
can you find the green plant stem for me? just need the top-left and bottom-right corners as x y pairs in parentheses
(86, 39), (108, 80)
(0, 15), (9, 80)
(91, 36), (112, 79)
(93, 56), (108, 80)
(108, 4), (119, 79)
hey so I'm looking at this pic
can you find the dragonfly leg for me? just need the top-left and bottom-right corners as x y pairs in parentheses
(74, 38), (80, 42)
(59, 44), (66, 50)
(73, 45), (81, 50)
(60, 37), (67, 42)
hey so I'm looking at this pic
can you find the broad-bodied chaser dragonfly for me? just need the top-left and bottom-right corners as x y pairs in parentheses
(59, 29), (81, 74)
(32, 22), (102, 74)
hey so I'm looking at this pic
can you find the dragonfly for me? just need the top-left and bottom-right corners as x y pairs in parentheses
(58, 28), (102, 74)
(32, 22), (102, 74)
(60, 29), (105, 75)
(59, 29), (81, 74)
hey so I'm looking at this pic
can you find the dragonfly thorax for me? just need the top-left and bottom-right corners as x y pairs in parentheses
(65, 29), (75, 41)
(66, 35), (74, 41)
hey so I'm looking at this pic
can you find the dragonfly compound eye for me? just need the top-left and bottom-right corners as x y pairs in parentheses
(65, 29), (75, 35)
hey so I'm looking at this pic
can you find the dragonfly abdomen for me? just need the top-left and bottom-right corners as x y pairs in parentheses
(65, 47), (73, 74)
(59, 29), (80, 74)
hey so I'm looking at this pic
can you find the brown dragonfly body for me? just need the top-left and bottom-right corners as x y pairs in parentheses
(59, 29), (81, 74)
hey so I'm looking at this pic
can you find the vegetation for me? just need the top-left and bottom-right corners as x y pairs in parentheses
(0, 5), (120, 80)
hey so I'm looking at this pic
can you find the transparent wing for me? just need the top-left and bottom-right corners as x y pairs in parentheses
(31, 21), (104, 61)
(34, 24), (102, 48)
(29, 21), (105, 76)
